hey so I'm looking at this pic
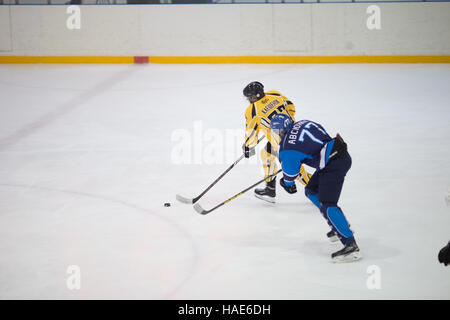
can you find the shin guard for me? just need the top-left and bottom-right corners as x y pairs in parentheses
(320, 203), (354, 245)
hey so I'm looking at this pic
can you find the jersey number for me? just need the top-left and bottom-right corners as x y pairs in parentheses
(298, 122), (326, 145)
(267, 105), (286, 120)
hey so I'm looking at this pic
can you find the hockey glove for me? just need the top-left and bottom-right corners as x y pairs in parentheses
(438, 241), (450, 266)
(242, 144), (256, 159)
(329, 133), (348, 160)
(297, 165), (312, 187)
(280, 178), (297, 194)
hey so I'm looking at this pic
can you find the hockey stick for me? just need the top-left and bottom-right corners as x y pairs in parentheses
(176, 136), (265, 204)
(193, 169), (282, 215)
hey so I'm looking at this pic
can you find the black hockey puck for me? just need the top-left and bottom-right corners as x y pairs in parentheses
(164, 203), (171, 207)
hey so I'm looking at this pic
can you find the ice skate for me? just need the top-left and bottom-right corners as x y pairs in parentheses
(327, 230), (339, 243)
(254, 178), (276, 203)
(332, 240), (362, 263)
(328, 223), (354, 243)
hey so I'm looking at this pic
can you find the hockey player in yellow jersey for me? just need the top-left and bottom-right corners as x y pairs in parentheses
(242, 81), (311, 203)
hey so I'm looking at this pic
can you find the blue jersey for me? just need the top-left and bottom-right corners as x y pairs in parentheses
(279, 120), (336, 185)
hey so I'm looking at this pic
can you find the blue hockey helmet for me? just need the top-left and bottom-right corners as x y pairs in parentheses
(270, 114), (293, 142)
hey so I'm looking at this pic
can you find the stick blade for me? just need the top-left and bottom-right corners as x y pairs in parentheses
(176, 194), (194, 204)
(193, 203), (208, 215)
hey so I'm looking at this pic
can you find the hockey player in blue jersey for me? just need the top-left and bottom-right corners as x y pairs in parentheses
(269, 114), (361, 263)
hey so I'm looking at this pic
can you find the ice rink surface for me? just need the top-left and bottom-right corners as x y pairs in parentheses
(0, 63), (449, 299)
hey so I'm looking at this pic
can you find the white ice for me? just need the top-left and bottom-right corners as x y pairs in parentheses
(0, 63), (449, 299)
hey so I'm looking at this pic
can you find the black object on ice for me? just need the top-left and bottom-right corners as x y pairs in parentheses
(438, 241), (450, 266)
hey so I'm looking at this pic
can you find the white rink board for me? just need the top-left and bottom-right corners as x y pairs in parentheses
(0, 3), (449, 56)
(0, 6), (12, 52)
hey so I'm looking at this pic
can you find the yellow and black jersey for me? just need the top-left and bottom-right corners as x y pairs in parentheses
(244, 90), (296, 148)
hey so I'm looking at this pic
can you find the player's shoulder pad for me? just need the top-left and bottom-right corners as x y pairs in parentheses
(266, 90), (282, 96)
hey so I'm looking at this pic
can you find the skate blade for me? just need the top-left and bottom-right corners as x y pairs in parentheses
(332, 251), (362, 263)
(254, 193), (276, 203)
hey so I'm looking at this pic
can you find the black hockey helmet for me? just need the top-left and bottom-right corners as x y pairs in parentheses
(243, 81), (265, 103)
